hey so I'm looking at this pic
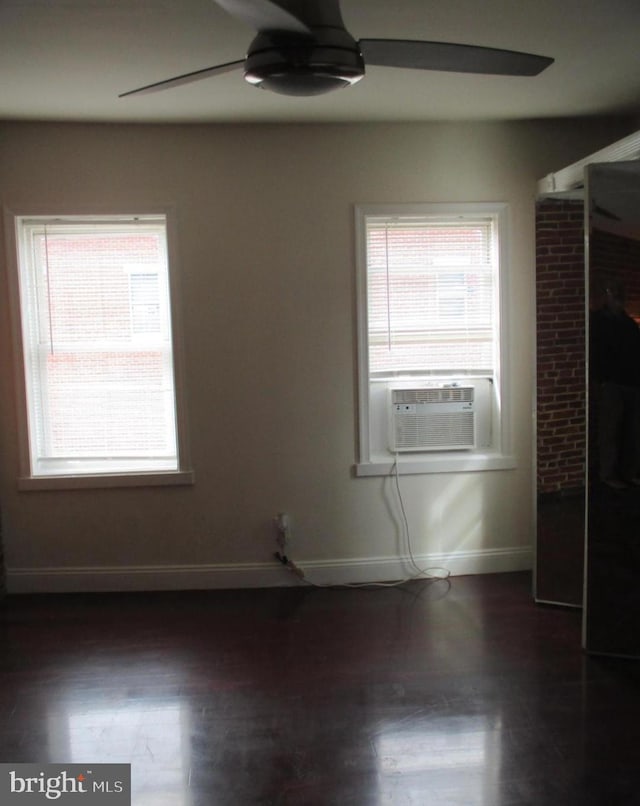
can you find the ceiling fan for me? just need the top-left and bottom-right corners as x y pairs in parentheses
(120, 0), (554, 99)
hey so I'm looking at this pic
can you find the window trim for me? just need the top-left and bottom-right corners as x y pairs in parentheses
(354, 202), (515, 477)
(4, 204), (194, 490)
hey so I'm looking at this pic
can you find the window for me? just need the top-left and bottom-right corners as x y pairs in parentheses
(7, 212), (192, 488)
(355, 203), (513, 475)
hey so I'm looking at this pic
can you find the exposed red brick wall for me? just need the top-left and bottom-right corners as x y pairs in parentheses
(536, 199), (586, 493)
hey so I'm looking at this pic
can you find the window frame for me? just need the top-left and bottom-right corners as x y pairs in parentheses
(4, 205), (194, 490)
(354, 202), (515, 477)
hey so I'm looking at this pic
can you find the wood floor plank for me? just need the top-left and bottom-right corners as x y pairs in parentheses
(1, 572), (639, 805)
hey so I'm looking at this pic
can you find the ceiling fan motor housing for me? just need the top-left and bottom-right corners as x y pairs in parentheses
(244, 28), (365, 96)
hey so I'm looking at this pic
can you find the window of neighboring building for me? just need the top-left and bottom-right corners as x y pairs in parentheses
(7, 212), (192, 488)
(355, 202), (514, 476)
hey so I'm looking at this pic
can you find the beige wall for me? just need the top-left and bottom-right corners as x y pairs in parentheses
(0, 118), (634, 590)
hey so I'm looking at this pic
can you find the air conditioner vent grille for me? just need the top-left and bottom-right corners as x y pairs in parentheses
(389, 385), (476, 452)
(393, 387), (474, 405)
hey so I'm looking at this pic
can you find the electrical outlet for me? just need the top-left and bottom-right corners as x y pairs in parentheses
(274, 512), (290, 551)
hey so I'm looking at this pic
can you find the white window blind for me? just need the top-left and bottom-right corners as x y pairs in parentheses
(15, 215), (179, 477)
(365, 216), (497, 376)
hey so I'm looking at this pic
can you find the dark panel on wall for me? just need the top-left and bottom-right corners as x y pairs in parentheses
(585, 160), (640, 658)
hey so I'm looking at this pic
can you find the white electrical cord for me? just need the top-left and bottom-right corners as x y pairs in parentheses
(276, 456), (450, 589)
(390, 454), (451, 583)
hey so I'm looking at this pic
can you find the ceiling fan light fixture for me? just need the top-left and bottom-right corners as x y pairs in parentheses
(244, 30), (365, 96)
(244, 61), (364, 96)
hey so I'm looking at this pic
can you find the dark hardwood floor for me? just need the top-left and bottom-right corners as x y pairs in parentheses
(1, 571), (639, 805)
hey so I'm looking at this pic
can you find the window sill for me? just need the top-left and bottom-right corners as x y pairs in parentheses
(17, 470), (195, 491)
(355, 452), (516, 477)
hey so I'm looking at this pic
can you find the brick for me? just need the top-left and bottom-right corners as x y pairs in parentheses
(536, 198), (586, 492)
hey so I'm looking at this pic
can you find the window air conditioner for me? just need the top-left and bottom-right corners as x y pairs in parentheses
(389, 385), (476, 452)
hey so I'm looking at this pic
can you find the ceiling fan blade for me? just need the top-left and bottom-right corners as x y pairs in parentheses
(119, 60), (245, 98)
(359, 39), (554, 76)
(213, 0), (311, 34)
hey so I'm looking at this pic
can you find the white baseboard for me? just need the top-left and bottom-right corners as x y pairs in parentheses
(5, 546), (532, 594)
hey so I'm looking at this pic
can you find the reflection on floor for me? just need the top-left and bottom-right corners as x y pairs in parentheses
(1, 572), (640, 805)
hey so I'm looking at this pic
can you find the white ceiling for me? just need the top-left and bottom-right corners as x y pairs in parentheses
(1, 0), (639, 124)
